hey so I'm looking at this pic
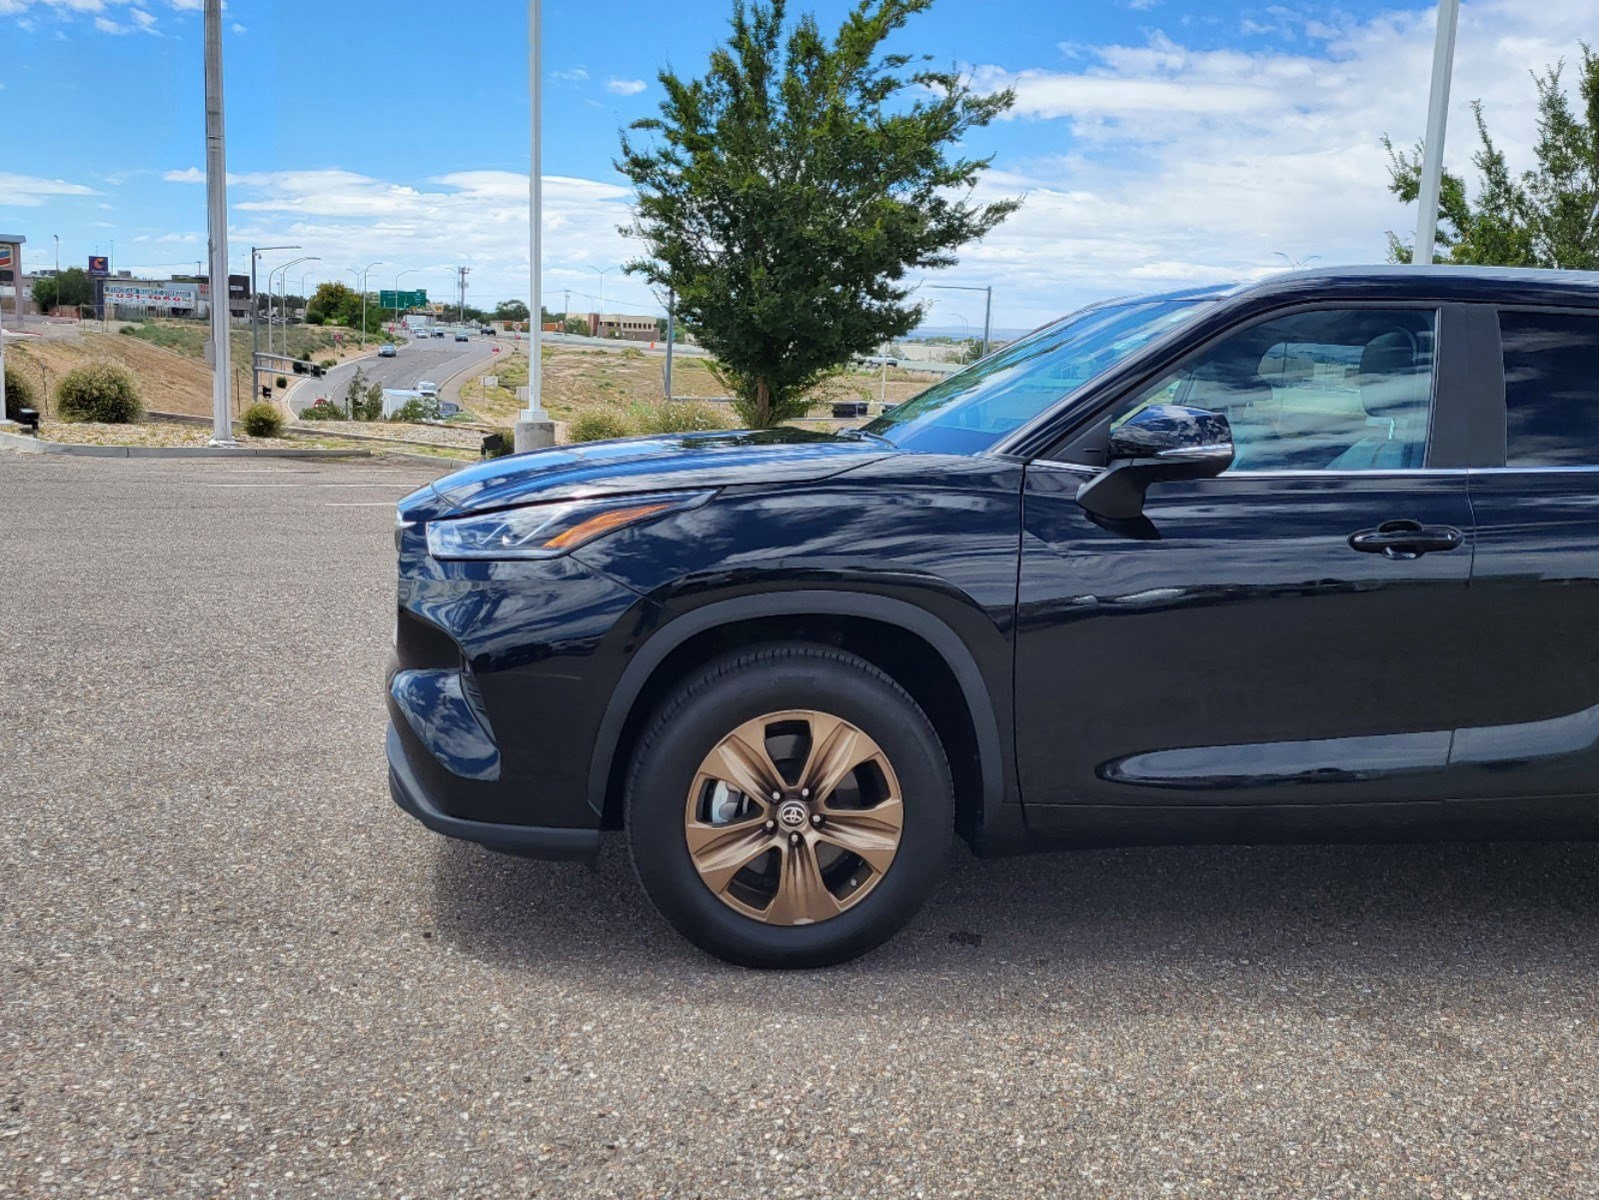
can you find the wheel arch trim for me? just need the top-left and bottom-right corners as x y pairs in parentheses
(586, 590), (1007, 830)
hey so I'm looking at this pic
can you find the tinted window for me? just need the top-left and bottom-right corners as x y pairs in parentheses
(1105, 308), (1436, 471)
(1502, 311), (1599, 467)
(864, 297), (1211, 455)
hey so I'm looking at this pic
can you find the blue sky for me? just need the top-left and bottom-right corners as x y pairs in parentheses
(1, 0), (1592, 328)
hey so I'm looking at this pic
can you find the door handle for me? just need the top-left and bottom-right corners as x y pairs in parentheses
(1348, 519), (1463, 559)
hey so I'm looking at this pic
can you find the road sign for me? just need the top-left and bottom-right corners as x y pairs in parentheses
(379, 289), (428, 309)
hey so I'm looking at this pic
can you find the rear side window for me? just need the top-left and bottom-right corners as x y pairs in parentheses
(1502, 311), (1599, 467)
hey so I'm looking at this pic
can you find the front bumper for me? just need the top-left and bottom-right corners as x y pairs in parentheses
(387, 723), (600, 861)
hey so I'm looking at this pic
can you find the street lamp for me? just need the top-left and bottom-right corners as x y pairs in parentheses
(391, 268), (420, 330)
(250, 244), (299, 358)
(929, 283), (994, 357)
(268, 255), (316, 354)
(295, 269), (317, 326)
(588, 265), (616, 337)
(1413, 0), (1462, 264)
(356, 260), (386, 349)
(514, 0), (555, 451)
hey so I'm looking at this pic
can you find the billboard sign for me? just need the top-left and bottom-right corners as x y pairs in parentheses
(104, 283), (200, 310)
(88, 256), (110, 277)
(0, 245), (13, 270)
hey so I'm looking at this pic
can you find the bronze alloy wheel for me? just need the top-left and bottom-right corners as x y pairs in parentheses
(683, 709), (905, 925)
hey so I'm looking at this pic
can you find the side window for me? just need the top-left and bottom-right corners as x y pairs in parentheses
(1502, 311), (1599, 467)
(1109, 309), (1437, 471)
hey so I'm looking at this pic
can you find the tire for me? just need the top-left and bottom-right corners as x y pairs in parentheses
(625, 644), (954, 968)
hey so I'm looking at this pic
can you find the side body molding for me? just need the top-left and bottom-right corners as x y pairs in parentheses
(585, 590), (1009, 832)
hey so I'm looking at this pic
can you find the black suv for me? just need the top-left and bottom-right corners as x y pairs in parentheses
(390, 266), (1599, 967)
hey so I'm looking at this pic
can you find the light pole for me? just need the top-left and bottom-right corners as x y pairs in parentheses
(268, 255), (315, 354)
(203, 0), (234, 444)
(356, 260), (385, 349)
(392, 268), (419, 330)
(515, 0), (554, 452)
(295, 269), (317, 327)
(1413, 0), (1462, 265)
(588, 265), (616, 337)
(929, 283), (994, 356)
(250, 243), (298, 360)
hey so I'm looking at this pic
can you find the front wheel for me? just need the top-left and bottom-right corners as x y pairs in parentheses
(625, 645), (954, 968)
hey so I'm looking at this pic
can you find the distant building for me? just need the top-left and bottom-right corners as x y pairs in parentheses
(587, 313), (659, 342)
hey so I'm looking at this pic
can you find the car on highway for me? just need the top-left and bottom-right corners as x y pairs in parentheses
(455, 332), (470, 343)
(416, 381), (439, 398)
(379, 344), (398, 358)
(389, 266), (1599, 967)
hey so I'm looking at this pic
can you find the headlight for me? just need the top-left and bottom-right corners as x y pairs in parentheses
(425, 491), (712, 561)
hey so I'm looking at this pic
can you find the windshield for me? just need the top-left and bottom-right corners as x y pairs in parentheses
(864, 297), (1214, 454)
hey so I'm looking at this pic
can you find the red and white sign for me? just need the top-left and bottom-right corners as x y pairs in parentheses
(0, 245), (14, 270)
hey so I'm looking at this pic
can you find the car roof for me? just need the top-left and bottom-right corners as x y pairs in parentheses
(1221, 264), (1599, 309)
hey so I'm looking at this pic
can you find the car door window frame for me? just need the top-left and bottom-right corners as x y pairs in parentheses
(1471, 303), (1599, 474)
(1031, 300), (1500, 473)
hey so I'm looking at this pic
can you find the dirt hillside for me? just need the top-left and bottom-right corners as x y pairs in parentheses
(5, 331), (225, 419)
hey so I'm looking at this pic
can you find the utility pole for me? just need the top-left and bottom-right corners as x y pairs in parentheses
(1413, 0), (1461, 265)
(250, 243), (297, 366)
(456, 266), (470, 324)
(202, 0), (234, 445)
(515, 0), (554, 452)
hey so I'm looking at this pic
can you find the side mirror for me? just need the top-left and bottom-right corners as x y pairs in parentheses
(1075, 404), (1234, 520)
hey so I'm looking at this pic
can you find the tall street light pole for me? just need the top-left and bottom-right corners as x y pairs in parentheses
(250, 243), (298, 361)
(267, 256), (309, 355)
(275, 256), (317, 354)
(357, 260), (385, 349)
(1413, 0), (1462, 265)
(588, 265), (616, 337)
(929, 283), (994, 357)
(515, 0), (555, 452)
(392, 268), (419, 327)
(202, 0), (234, 445)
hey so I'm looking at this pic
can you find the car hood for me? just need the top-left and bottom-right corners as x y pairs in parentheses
(398, 428), (893, 521)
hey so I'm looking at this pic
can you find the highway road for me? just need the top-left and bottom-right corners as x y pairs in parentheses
(288, 332), (501, 416)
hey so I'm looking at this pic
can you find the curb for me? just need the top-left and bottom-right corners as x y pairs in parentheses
(0, 429), (373, 459)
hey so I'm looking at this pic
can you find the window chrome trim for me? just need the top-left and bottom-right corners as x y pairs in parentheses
(1468, 465), (1599, 475)
(1026, 460), (1469, 481)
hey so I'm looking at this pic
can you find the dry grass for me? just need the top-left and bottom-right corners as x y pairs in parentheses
(460, 345), (941, 432)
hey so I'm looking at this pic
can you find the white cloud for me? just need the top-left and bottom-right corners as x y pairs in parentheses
(553, 67), (589, 83)
(0, 171), (100, 206)
(606, 77), (647, 96)
(155, 166), (653, 311)
(945, 0), (1599, 324)
(1, 0), (195, 32)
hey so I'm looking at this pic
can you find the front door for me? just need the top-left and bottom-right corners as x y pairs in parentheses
(1015, 305), (1477, 809)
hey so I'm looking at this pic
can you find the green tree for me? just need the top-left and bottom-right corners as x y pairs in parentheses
(31, 276), (58, 314)
(618, 0), (1018, 427)
(307, 281), (358, 325)
(1385, 47), (1599, 268)
(55, 267), (95, 312)
(497, 299), (531, 323)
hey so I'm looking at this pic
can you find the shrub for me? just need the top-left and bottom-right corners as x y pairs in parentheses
(242, 402), (285, 437)
(4, 367), (38, 419)
(319, 358), (337, 369)
(118, 325), (136, 335)
(275, 375), (288, 389)
(299, 402), (342, 421)
(388, 397), (440, 424)
(628, 400), (728, 435)
(569, 410), (632, 442)
(57, 362), (142, 423)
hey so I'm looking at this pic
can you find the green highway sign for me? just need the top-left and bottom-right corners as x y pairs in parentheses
(379, 289), (428, 309)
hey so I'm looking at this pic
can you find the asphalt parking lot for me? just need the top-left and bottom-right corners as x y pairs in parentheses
(4, 453), (1599, 1198)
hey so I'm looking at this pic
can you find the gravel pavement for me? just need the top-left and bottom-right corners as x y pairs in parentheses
(4, 453), (1599, 1198)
